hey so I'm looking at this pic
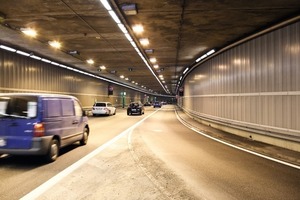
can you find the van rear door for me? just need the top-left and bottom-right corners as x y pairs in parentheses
(0, 95), (38, 149)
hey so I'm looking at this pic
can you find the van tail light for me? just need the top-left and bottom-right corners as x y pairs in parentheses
(34, 123), (45, 137)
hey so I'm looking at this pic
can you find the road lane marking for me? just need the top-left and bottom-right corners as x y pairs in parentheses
(21, 110), (159, 200)
(175, 110), (300, 170)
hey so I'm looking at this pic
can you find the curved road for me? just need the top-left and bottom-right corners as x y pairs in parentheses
(0, 105), (299, 200)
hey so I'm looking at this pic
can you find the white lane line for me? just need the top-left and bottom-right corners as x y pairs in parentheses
(21, 111), (159, 200)
(175, 110), (300, 170)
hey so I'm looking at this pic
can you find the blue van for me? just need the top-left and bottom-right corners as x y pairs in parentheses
(0, 93), (89, 162)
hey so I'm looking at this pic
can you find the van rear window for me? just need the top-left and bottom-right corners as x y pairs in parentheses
(0, 96), (38, 118)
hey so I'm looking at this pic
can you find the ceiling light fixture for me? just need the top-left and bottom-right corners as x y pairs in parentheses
(153, 64), (159, 69)
(48, 40), (61, 49)
(20, 28), (37, 37)
(139, 38), (149, 46)
(132, 24), (144, 34)
(87, 59), (94, 64)
(150, 57), (157, 63)
(99, 65), (106, 70)
(99, 0), (169, 94)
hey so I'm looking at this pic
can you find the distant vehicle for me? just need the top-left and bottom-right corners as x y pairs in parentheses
(0, 93), (89, 162)
(92, 102), (116, 116)
(127, 102), (145, 115)
(153, 101), (162, 108)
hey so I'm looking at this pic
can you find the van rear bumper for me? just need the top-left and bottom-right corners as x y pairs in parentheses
(0, 136), (52, 155)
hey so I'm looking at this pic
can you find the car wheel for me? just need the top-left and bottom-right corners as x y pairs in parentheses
(113, 109), (116, 115)
(45, 138), (59, 162)
(80, 127), (89, 145)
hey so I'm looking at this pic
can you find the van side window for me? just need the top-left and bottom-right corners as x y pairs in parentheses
(74, 100), (83, 116)
(45, 99), (61, 118)
(62, 99), (74, 116)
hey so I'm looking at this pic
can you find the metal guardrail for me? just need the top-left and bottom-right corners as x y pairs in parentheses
(179, 107), (300, 143)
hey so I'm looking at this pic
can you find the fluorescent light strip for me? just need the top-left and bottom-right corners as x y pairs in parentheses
(130, 41), (137, 48)
(125, 33), (133, 42)
(108, 11), (121, 24)
(183, 68), (189, 74)
(196, 49), (215, 63)
(30, 55), (41, 60)
(98, 1), (169, 94)
(51, 62), (59, 66)
(207, 49), (215, 55)
(100, 0), (112, 10)
(0, 45), (16, 52)
(118, 24), (128, 34)
(16, 50), (30, 56)
(41, 58), (51, 63)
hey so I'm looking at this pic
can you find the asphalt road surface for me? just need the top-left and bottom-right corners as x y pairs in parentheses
(1, 105), (299, 200)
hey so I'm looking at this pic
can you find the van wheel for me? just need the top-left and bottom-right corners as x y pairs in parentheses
(80, 128), (89, 145)
(45, 139), (59, 162)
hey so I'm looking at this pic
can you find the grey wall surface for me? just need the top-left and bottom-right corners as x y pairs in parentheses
(0, 49), (147, 108)
(181, 21), (300, 149)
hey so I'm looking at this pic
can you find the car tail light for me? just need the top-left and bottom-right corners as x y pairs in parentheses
(34, 123), (45, 137)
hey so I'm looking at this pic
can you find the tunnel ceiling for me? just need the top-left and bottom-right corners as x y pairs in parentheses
(0, 0), (299, 96)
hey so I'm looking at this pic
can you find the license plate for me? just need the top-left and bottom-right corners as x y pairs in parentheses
(132, 109), (136, 111)
(0, 138), (6, 147)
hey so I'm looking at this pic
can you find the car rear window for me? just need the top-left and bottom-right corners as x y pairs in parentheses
(94, 103), (106, 107)
(0, 95), (38, 118)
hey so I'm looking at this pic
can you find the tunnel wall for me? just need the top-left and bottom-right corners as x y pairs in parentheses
(180, 20), (300, 151)
(0, 49), (147, 108)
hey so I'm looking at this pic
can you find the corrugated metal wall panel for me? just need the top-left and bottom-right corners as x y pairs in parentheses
(183, 20), (300, 137)
(0, 49), (146, 107)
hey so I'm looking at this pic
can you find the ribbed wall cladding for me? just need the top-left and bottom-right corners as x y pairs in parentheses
(182, 21), (300, 141)
(0, 50), (145, 107)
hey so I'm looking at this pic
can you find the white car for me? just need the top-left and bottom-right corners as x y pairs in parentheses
(92, 102), (116, 116)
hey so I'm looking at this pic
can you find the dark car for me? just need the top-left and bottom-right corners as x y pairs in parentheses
(153, 101), (162, 108)
(127, 102), (145, 115)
